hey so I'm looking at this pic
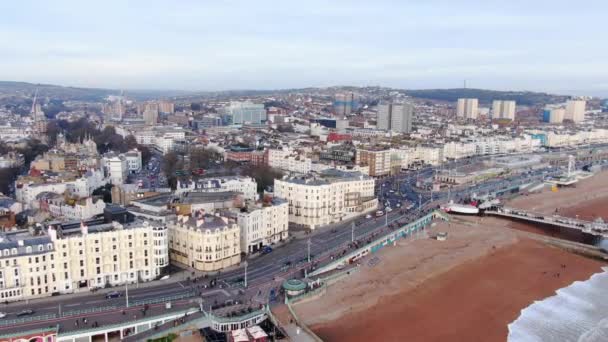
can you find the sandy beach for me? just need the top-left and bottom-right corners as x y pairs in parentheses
(293, 171), (608, 341)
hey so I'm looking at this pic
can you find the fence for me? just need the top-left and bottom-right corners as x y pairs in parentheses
(310, 211), (445, 276)
(130, 291), (196, 307)
(62, 305), (118, 317)
(0, 313), (56, 327)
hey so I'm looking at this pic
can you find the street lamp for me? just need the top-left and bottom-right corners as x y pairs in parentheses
(307, 238), (311, 263)
(243, 261), (248, 288)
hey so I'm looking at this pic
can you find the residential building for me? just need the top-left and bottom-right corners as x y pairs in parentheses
(492, 100), (516, 120)
(176, 176), (258, 202)
(143, 109), (159, 126)
(456, 98), (479, 119)
(543, 108), (565, 124)
(355, 148), (392, 177)
(168, 213), (241, 271)
(274, 169), (377, 229)
(0, 152), (24, 169)
(377, 102), (413, 133)
(102, 154), (128, 185)
(232, 198), (288, 254)
(40, 195), (106, 221)
(565, 100), (586, 122)
(0, 219), (168, 302)
(334, 93), (358, 116)
(158, 101), (175, 114)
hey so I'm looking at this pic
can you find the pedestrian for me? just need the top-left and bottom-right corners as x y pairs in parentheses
(75, 320), (79, 327)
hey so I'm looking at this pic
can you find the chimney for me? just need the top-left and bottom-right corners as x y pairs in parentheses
(80, 221), (88, 236)
(48, 225), (57, 241)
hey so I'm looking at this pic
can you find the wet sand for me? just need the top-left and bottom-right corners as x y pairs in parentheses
(309, 239), (605, 342)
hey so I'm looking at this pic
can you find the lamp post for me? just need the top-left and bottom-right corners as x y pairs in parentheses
(307, 238), (311, 263)
(243, 261), (248, 288)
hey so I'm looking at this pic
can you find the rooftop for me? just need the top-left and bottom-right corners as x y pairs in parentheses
(280, 169), (371, 186)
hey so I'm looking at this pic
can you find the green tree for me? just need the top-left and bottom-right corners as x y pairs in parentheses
(0, 167), (19, 195)
(243, 165), (283, 193)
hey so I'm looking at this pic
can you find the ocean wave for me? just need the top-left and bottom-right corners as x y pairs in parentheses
(508, 268), (608, 342)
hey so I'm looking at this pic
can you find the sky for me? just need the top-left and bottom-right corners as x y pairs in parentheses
(1, 0), (607, 95)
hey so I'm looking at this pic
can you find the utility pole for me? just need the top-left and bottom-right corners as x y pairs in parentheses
(307, 238), (311, 263)
(418, 194), (422, 215)
(351, 221), (355, 242)
(244, 261), (248, 288)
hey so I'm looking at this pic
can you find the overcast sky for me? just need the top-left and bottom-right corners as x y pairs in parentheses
(1, 0), (607, 95)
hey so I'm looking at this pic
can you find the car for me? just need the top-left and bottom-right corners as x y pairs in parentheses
(375, 210), (384, 217)
(261, 246), (273, 254)
(0, 312), (6, 319)
(105, 291), (122, 299)
(16, 309), (34, 317)
(160, 275), (170, 280)
(396, 203), (401, 208)
(386, 207), (393, 212)
(365, 214), (372, 219)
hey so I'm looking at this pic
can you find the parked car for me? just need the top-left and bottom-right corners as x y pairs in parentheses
(365, 214), (372, 219)
(261, 246), (273, 254)
(0, 312), (6, 319)
(160, 275), (170, 280)
(16, 309), (34, 317)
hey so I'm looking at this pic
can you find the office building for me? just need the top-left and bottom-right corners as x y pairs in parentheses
(226, 101), (267, 125)
(377, 102), (413, 133)
(565, 100), (586, 122)
(492, 100), (516, 120)
(456, 98), (479, 119)
(274, 169), (377, 229)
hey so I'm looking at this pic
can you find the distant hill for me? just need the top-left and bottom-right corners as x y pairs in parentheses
(0, 81), (196, 101)
(404, 88), (569, 106)
(0, 81), (117, 101)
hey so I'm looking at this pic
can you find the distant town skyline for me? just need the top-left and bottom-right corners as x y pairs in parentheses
(2, 0), (607, 96)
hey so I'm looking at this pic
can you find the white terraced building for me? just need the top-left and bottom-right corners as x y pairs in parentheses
(231, 198), (289, 253)
(274, 169), (377, 229)
(176, 176), (258, 202)
(0, 220), (168, 302)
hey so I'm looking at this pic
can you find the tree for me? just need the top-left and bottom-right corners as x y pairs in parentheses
(0, 167), (19, 195)
(243, 165), (283, 193)
(16, 139), (49, 167)
(92, 184), (113, 203)
(188, 147), (221, 172)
